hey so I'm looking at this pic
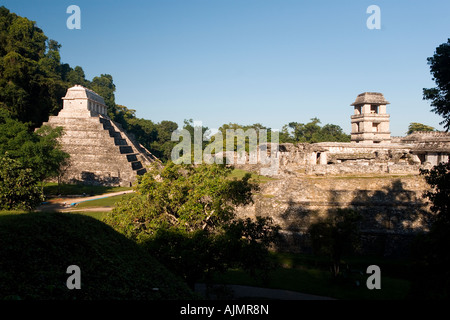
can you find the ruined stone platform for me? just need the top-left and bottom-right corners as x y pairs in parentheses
(42, 85), (158, 187)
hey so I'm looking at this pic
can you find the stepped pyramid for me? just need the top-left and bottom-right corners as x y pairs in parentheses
(42, 85), (158, 187)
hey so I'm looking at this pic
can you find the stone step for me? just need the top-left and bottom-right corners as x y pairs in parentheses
(100, 117), (124, 130)
(62, 153), (136, 162)
(131, 161), (143, 170)
(102, 123), (113, 130)
(59, 130), (112, 139)
(65, 161), (137, 173)
(126, 154), (138, 162)
(62, 145), (123, 154)
(136, 168), (147, 176)
(45, 108), (156, 187)
(56, 110), (94, 118)
(119, 146), (133, 154)
(114, 138), (127, 146)
(46, 117), (103, 127)
(109, 131), (122, 138)
(63, 168), (137, 187)
(60, 138), (124, 147)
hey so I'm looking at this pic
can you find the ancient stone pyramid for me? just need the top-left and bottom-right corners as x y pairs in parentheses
(42, 85), (158, 186)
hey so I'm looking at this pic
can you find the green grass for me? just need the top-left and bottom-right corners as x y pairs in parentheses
(216, 267), (410, 300)
(0, 211), (195, 300)
(0, 209), (109, 222)
(75, 211), (109, 220)
(43, 182), (132, 197)
(212, 252), (413, 300)
(73, 193), (133, 209)
(230, 168), (276, 183)
(0, 209), (28, 216)
(1, 210), (413, 300)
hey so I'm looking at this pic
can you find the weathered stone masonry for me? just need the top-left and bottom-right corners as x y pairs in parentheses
(233, 92), (450, 256)
(236, 175), (433, 256)
(42, 85), (158, 187)
(42, 88), (450, 255)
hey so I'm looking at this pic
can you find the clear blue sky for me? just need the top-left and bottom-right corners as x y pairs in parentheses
(2, 0), (450, 136)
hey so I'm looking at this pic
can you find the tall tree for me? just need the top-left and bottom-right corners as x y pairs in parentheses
(104, 162), (279, 288)
(106, 162), (258, 237)
(0, 111), (69, 185)
(308, 209), (362, 277)
(0, 154), (43, 211)
(65, 66), (89, 87)
(0, 7), (70, 127)
(423, 39), (450, 131)
(0, 6), (122, 127)
(282, 118), (350, 143)
(412, 161), (450, 298)
(89, 74), (116, 118)
(406, 122), (436, 135)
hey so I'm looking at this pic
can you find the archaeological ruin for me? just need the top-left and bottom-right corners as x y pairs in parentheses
(233, 92), (450, 256)
(42, 85), (158, 187)
(43, 87), (450, 255)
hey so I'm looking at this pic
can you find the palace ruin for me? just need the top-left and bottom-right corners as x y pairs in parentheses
(231, 92), (450, 176)
(42, 88), (450, 255)
(232, 92), (450, 255)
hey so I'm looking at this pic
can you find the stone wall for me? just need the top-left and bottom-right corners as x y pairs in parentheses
(41, 85), (159, 187)
(231, 140), (446, 177)
(236, 174), (433, 257)
(43, 115), (157, 187)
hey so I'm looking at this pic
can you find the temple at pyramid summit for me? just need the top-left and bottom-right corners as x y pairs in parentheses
(42, 85), (158, 187)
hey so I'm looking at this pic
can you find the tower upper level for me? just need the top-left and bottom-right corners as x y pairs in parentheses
(351, 92), (390, 115)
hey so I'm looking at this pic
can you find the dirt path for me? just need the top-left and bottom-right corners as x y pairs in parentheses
(194, 283), (335, 300)
(36, 190), (134, 212)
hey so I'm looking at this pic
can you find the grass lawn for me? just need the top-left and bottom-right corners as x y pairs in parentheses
(0, 211), (195, 299)
(0, 210), (27, 216)
(216, 267), (411, 300)
(73, 193), (133, 209)
(0, 210), (413, 299)
(75, 211), (109, 220)
(43, 182), (132, 197)
(0, 209), (109, 221)
(212, 252), (413, 300)
(230, 168), (276, 183)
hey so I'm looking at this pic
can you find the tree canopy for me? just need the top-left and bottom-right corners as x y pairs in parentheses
(0, 111), (69, 184)
(280, 118), (350, 143)
(423, 38), (450, 131)
(406, 122), (436, 135)
(0, 154), (42, 210)
(0, 6), (121, 128)
(105, 162), (259, 239)
(104, 162), (280, 287)
(0, 6), (352, 166)
(413, 161), (450, 298)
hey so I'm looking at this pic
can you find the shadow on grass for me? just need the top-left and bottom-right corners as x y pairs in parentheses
(0, 212), (195, 300)
(43, 182), (132, 197)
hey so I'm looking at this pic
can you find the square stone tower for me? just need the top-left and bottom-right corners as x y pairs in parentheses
(351, 92), (391, 144)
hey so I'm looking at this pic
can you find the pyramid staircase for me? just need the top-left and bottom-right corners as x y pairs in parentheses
(43, 114), (158, 187)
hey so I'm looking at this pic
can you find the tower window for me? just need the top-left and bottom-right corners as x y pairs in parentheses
(372, 123), (379, 132)
(370, 105), (379, 114)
